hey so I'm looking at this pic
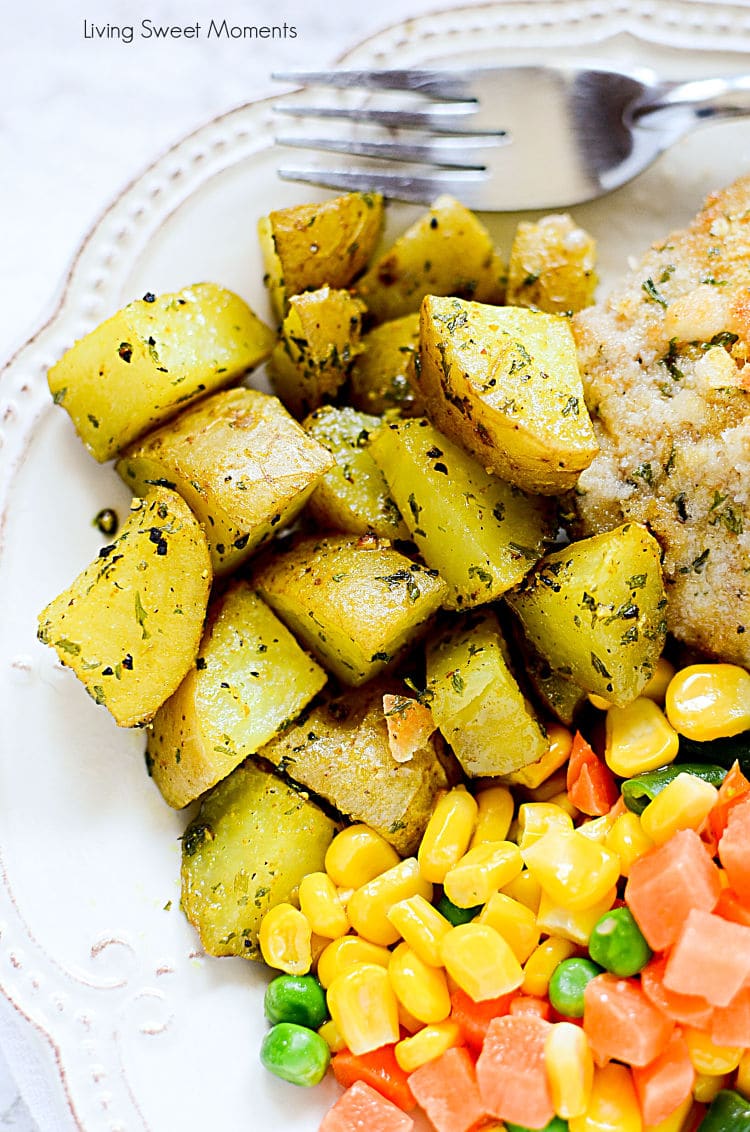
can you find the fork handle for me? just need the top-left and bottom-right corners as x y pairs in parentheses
(639, 74), (750, 123)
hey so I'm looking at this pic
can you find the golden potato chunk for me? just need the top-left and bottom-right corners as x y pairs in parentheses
(37, 489), (211, 726)
(349, 314), (423, 416)
(181, 760), (336, 959)
(356, 195), (505, 322)
(304, 406), (408, 540)
(258, 191), (384, 320)
(370, 417), (553, 608)
(417, 296), (599, 494)
(147, 582), (327, 808)
(505, 523), (667, 707)
(253, 533), (447, 685)
(117, 388), (333, 575)
(48, 283), (275, 461)
(268, 287), (366, 418)
(507, 213), (598, 313)
(426, 610), (547, 777)
(260, 681), (450, 855)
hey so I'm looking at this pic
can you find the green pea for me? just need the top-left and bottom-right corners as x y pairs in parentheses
(588, 907), (652, 977)
(264, 974), (328, 1029)
(506, 1119), (569, 1132)
(697, 1089), (750, 1131)
(548, 957), (603, 1018)
(436, 893), (481, 925)
(260, 1022), (330, 1087)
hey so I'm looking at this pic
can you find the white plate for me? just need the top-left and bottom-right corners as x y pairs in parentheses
(3, 3), (750, 1129)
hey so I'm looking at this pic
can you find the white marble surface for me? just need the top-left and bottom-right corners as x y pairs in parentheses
(0, 1), (487, 1128)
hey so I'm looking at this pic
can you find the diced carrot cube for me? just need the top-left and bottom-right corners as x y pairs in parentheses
(709, 761), (750, 845)
(509, 995), (551, 1020)
(710, 985), (750, 1048)
(319, 1080), (415, 1132)
(715, 887), (750, 927)
(449, 986), (513, 1051)
(632, 1029), (695, 1127)
(640, 956), (713, 1029)
(718, 795), (750, 900)
(583, 974), (674, 1068)
(664, 908), (750, 1007)
(567, 732), (619, 816)
(407, 1047), (485, 1132)
(624, 829), (721, 951)
(475, 1014), (555, 1130)
(332, 1046), (415, 1112)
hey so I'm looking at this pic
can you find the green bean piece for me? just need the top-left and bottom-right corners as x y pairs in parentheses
(506, 1118), (569, 1132)
(264, 974), (328, 1030)
(588, 907), (652, 977)
(697, 1089), (750, 1131)
(622, 763), (727, 815)
(436, 893), (482, 925)
(678, 731), (750, 777)
(260, 1022), (331, 1087)
(548, 957), (603, 1019)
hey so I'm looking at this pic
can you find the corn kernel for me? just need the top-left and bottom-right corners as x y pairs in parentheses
(693, 1072), (731, 1104)
(524, 767), (570, 803)
(503, 725), (573, 790)
(397, 1001), (423, 1034)
(258, 903), (312, 975)
(577, 809), (619, 843)
(642, 657), (675, 705)
(317, 935), (391, 989)
(470, 785), (514, 845)
(522, 829), (620, 910)
(443, 840), (523, 908)
(549, 791), (580, 821)
(318, 1018), (346, 1053)
(503, 869), (542, 913)
(545, 1021), (594, 1119)
(736, 1050), (750, 1098)
(327, 963), (400, 1055)
(517, 802), (574, 850)
(640, 773), (719, 845)
(389, 942), (451, 1024)
(588, 693), (612, 711)
(395, 1020), (461, 1073)
(535, 885), (617, 946)
(418, 786), (478, 883)
(568, 1062), (642, 1132)
(605, 697), (679, 778)
(666, 663), (750, 741)
(440, 923), (524, 1001)
(324, 824), (400, 889)
(386, 894), (451, 967)
(348, 857), (433, 946)
(684, 1027), (743, 1075)
(522, 936), (577, 998)
(643, 1094), (692, 1132)
(605, 811), (654, 876)
(298, 872), (350, 939)
(478, 892), (540, 963)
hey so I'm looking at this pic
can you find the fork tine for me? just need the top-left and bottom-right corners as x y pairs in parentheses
(272, 69), (475, 101)
(276, 165), (489, 209)
(274, 102), (487, 135)
(276, 132), (505, 169)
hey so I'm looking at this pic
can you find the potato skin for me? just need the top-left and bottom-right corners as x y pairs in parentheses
(260, 681), (450, 855)
(181, 760), (336, 960)
(147, 582), (327, 808)
(48, 283), (275, 461)
(37, 488), (211, 727)
(253, 533), (447, 685)
(505, 522), (667, 707)
(117, 388), (333, 574)
(349, 314), (423, 416)
(258, 191), (384, 320)
(356, 195), (505, 322)
(417, 296), (599, 495)
(507, 213), (598, 314)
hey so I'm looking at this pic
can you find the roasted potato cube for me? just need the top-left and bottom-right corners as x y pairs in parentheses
(505, 523), (667, 707)
(258, 191), (384, 320)
(147, 582), (327, 808)
(417, 296), (599, 494)
(260, 681), (449, 855)
(268, 287), (367, 418)
(519, 636), (588, 726)
(506, 214), (598, 314)
(117, 388), (333, 575)
(356, 195), (505, 322)
(304, 406), (408, 540)
(426, 610), (547, 777)
(37, 489), (211, 726)
(253, 533), (447, 685)
(349, 314), (423, 416)
(48, 284), (275, 462)
(181, 760), (336, 959)
(370, 417), (554, 608)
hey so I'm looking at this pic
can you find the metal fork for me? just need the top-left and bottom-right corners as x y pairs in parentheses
(272, 65), (750, 210)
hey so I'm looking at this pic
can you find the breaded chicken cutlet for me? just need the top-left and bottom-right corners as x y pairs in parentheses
(573, 175), (750, 667)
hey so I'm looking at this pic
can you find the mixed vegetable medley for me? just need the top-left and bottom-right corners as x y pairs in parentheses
(37, 188), (750, 1131)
